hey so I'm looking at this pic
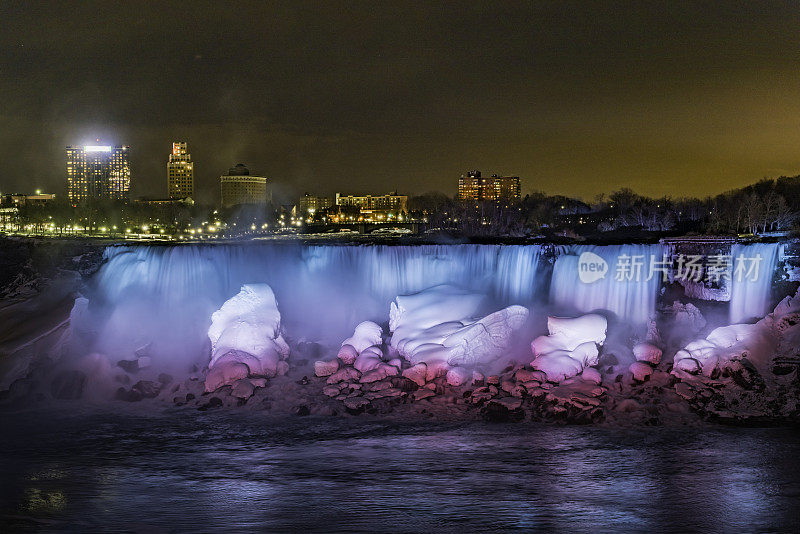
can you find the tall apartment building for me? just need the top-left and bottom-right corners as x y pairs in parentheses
(167, 142), (194, 199)
(220, 163), (269, 208)
(457, 171), (520, 202)
(66, 145), (131, 204)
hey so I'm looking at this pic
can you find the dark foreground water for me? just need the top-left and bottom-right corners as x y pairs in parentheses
(1, 409), (800, 533)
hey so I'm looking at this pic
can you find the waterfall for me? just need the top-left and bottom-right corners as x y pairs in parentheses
(549, 244), (666, 322)
(93, 244), (545, 348)
(729, 243), (779, 323)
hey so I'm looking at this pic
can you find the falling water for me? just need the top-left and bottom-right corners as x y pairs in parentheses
(549, 244), (666, 322)
(729, 243), (780, 323)
(91, 244), (545, 357)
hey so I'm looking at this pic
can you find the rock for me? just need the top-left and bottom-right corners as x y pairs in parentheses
(402, 363), (428, 387)
(366, 380), (392, 392)
(425, 359), (450, 382)
(157, 373), (174, 385)
(50, 370), (87, 400)
(360, 366), (394, 383)
(231, 379), (255, 399)
(413, 389), (436, 400)
(132, 380), (161, 398)
(514, 369), (538, 383)
(674, 357), (701, 375)
(354, 353), (382, 373)
(205, 361), (250, 392)
(487, 375), (500, 385)
(364, 388), (402, 400)
(500, 380), (516, 394)
(294, 405), (310, 416)
(199, 396), (223, 410)
(446, 367), (470, 387)
(674, 382), (694, 400)
(343, 397), (370, 411)
(327, 367), (361, 384)
(250, 378), (267, 388)
(510, 385), (527, 398)
(323, 385), (342, 397)
(633, 343), (662, 365)
(314, 359), (339, 377)
(337, 344), (359, 365)
(389, 376), (420, 392)
(629, 362), (653, 382)
(493, 397), (522, 410)
(580, 367), (602, 385)
(472, 371), (485, 385)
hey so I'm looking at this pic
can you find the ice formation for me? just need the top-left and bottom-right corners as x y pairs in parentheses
(388, 285), (528, 367)
(530, 314), (607, 382)
(205, 284), (289, 391)
(673, 287), (800, 379)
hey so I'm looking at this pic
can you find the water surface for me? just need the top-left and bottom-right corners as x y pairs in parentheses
(1, 410), (799, 532)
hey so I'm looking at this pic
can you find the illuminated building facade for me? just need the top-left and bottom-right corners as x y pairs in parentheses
(457, 171), (520, 202)
(66, 145), (130, 204)
(298, 193), (333, 217)
(329, 192), (408, 222)
(167, 142), (194, 199)
(220, 163), (269, 208)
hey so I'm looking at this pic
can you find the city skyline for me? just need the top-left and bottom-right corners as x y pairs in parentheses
(4, 3), (800, 204)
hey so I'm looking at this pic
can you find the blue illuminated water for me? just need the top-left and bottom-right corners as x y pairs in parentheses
(1, 410), (799, 532)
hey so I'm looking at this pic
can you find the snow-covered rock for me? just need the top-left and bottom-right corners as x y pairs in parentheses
(671, 301), (706, 333)
(530, 314), (607, 383)
(545, 314), (607, 347)
(531, 352), (583, 383)
(633, 342), (662, 365)
(341, 321), (383, 353)
(388, 285), (528, 367)
(354, 352), (383, 373)
(337, 344), (358, 365)
(206, 285), (289, 387)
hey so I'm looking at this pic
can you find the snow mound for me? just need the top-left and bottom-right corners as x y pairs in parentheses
(206, 284), (289, 391)
(388, 285), (528, 367)
(530, 313), (607, 382)
(671, 288), (800, 378)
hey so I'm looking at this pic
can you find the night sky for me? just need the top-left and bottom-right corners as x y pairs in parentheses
(2, 1), (800, 204)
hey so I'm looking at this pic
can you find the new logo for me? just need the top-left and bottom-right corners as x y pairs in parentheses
(577, 251), (608, 284)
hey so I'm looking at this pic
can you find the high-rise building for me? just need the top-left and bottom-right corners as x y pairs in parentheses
(457, 170), (483, 201)
(220, 163), (269, 208)
(457, 171), (520, 202)
(167, 142), (194, 199)
(66, 144), (130, 204)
